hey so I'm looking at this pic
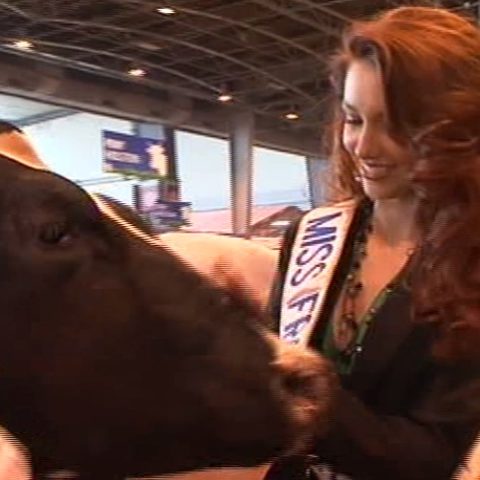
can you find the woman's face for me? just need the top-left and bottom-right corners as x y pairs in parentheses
(342, 59), (415, 201)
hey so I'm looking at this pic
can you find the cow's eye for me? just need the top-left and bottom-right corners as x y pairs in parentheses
(39, 222), (72, 246)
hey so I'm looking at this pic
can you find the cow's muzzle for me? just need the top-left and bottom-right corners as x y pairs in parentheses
(267, 332), (337, 453)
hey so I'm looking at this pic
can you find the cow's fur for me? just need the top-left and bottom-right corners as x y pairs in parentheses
(158, 232), (278, 310)
(91, 195), (279, 310)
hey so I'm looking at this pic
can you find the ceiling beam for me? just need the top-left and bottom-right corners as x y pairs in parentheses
(129, 1), (327, 61)
(294, 0), (352, 23)
(250, 0), (341, 38)
(2, 12), (318, 103)
(15, 108), (77, 127)
(0, 52), (321, 156)
(0, 39), (220, 97)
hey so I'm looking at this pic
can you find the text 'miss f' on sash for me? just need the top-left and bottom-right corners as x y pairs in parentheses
(280, 200), (357, 347)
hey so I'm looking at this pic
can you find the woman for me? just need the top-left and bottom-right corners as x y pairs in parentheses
(267, 6), (480, 480)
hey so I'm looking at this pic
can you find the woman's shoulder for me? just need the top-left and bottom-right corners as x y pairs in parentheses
(304, 198), (359, 213)
(282, 198), (363, 250)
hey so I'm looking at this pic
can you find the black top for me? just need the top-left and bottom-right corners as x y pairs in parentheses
(267, 204), (480, 480)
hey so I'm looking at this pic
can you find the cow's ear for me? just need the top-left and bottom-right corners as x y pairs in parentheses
(0, 128), (47, 170)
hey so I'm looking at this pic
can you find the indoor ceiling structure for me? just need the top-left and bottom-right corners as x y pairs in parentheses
(0, 0), (476, 155)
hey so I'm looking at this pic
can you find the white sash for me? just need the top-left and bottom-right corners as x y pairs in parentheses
(279, 200), (357, 347)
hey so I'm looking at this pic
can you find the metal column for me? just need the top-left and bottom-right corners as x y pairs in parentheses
(306, 156), (329, 207)
(229, 111), (254, 236)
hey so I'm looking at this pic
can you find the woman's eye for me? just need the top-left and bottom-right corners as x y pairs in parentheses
(344, 116), (362, 126)
(39, 222), (72, 246)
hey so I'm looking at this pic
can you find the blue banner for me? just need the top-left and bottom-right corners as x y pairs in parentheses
(102, 130), (170, 178)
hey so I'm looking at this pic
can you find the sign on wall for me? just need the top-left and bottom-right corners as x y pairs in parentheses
(102, 130), (170, 178)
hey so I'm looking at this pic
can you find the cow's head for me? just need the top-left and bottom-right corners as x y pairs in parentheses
(0, 151), (335, 479)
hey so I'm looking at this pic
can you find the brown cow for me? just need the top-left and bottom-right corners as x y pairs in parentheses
(0, 144), (335, 480)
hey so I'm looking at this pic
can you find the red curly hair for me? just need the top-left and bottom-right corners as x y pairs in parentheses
(326, 6), (480, 361)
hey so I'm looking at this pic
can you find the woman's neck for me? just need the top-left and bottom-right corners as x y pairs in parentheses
(371, 196), (419, 247)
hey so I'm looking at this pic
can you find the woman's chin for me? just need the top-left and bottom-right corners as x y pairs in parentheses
(361, 180), (412, 202)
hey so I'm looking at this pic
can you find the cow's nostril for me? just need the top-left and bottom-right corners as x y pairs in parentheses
(281, 369), (328, 410)
(282, 372), (311, 397)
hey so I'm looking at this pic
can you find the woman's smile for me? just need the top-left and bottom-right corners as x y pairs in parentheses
(359, 161), (396, 181)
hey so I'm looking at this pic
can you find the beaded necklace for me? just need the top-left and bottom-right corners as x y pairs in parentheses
(323, 210), (414, 375)
(332, 220), (373, 355)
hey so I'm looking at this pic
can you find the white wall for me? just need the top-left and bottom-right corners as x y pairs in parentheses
(25, 112), (137, 205)
(177, 130), (310, 211)
(23, 111), (311, 212)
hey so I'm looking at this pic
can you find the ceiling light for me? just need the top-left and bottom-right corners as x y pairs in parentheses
(157, 7), (176, 15)
(12, 39), (33, 51)
(218, 93), (233, 103)
(285, 112), (300, 120)
(128, 67), (146, 77)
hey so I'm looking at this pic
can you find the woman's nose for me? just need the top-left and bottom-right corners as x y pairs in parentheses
(354, 127), (380, 160)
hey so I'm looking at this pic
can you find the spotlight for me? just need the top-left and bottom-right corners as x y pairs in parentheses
(157, 7), (176, 15)
(285, 112), (300, 120)
(218, 93), (233, 103)
(128, 67), (147, 77)
(13, 39), (33, 50)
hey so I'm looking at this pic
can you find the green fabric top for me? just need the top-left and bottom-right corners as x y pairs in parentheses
(322, 284), (393, 375)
